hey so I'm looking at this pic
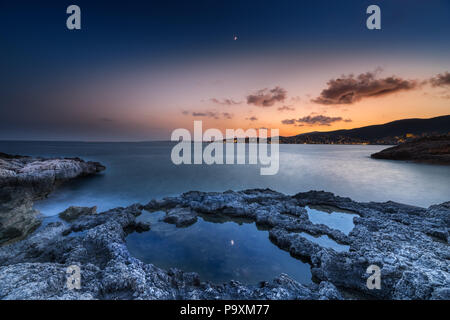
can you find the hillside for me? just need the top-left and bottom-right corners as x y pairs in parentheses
(279, 115), (450, 144)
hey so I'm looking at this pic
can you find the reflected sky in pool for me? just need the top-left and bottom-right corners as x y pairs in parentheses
(305, 205), (359, 235)
(126, 211), (312, 285)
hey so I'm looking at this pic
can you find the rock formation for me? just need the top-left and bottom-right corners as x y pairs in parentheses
(0, 189), (448, 300)
(0, 153), (105, 244)
(371, 135), (450, 164)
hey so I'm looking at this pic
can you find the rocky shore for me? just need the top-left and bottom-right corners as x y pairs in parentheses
(0, 188), (448, 300)
(371, 135), (450, 164)
(0, 152), (105, 244)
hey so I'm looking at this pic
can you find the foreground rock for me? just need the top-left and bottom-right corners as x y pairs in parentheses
(0, 189), (448, 300)
(162, 207), (197, 227)
(371, 135), (450, 164)
(0, 153), (105, 244)
(0, 202), (342, 300)
(59, 206), (98, 222)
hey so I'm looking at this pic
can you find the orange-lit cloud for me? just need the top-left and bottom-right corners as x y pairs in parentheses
(247, 86), (287, 107)
(210, 98), (242, 105)
(182, 110), (234, 120)
(282, 115), (351, 127)
(278, 105), (295, 112)
(430, 72), (450, 87)
(312, 70), (419, 105)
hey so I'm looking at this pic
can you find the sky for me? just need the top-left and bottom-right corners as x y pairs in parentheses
(0, 0), (449, 141)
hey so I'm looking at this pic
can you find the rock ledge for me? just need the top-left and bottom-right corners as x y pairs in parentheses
(0, 189), (448, 300)
(0, 153), (105, 244)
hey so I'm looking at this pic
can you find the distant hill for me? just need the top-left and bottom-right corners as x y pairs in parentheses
(279, 115), (450, 145)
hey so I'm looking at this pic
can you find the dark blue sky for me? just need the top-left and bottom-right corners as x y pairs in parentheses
(1, 0), (449, 140)
(2, 1), (449, 66)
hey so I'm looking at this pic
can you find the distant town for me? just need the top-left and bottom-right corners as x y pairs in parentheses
(218, 115), (450, 145)
(279, 132), (449, 145)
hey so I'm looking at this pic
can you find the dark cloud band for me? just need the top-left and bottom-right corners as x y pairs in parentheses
(282, 115), (351, 126)
(210, 98), (242, 105)
(183, 111), (233, 120)
(278, 105), (295, 112)
(312, 71), (418, 105)
(430, 72), (450, 87)
(247, 86), (287, 107)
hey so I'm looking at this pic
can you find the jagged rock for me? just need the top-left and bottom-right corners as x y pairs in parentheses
(0, 189), (448, 300)
(133, 221), (151, 233)
(0, 203), (339, 300)
(145, 189), (450, 300)
(0, 153), (105, 244)
(59, 206), (97, 222)
(163, 207), (198, 227)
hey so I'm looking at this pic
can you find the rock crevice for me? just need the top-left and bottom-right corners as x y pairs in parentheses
(0, 153), (105, 244)
(0, 189), (448, 300)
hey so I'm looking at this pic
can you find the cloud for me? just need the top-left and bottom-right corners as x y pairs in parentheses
(191, 111), (219, 119)
(430, 72), (450, 87)
(290, 96), (302, 103)
(182, 111), (233, 120)
(312, 71), (419, 105)
(282, 115), (351, 126)
(278, 105), (295, 112)
(247, 86), (287, 107)
(246, 116), (258, 121)
(281, 119), (296, 125)
(210, 98), (242, 105)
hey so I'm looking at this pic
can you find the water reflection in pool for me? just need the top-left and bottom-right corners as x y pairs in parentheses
(298, 233), (350, 252)
(126, 211), (312, 285)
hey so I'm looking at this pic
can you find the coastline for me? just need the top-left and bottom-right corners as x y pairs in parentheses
(0, 153), (105, 244)
(1, 190), (449, 299)
(0, 152), (448, 300)
(371, 135), (450, 165)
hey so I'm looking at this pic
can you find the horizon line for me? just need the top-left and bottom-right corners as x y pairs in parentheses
(0, 114), (448, 143)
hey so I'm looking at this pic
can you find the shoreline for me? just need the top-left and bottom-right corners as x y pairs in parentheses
(0, 188), (448, 300)
(0, 153), (105, 244)
(0, 152), (448, 300)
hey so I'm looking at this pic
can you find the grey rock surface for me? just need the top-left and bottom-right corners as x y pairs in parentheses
(0, 189), (448, 300)
(0, 203), (341, 300)
(145, 189), (449, 299)
(59, 206), (98, 222)
(163, 207), (198, 227)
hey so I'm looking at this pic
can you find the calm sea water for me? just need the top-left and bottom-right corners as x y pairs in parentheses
(2, 141), (449, 284)
(0, 141), (448, 214)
